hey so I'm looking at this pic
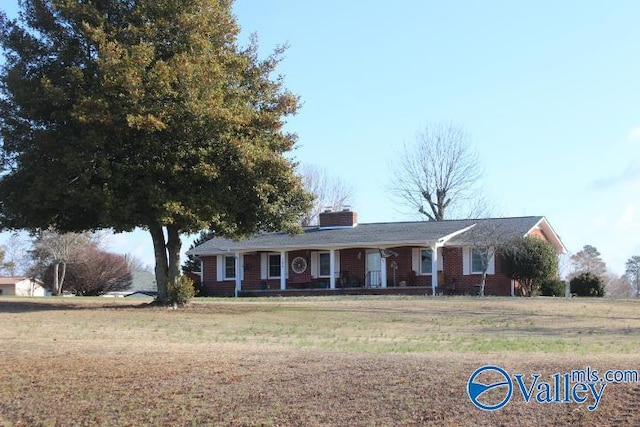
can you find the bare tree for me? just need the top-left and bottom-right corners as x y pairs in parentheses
(53, 247), (132, 296)
(125, 254), (153, 273)
(299, 164), (354, 226)
(569, 245), (607, 279)
(31, 229), (92, 295)
(1, 233), (32, 276)
(625, 255), (640, 297)
(605, 273), (633, 298)
(390, 123), (483, 221)
(464, 221), (512, 296)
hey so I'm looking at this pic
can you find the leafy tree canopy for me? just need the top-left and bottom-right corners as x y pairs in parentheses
(0, 0), (312, 302)
(500, 236), (559, 296)
(570, 272), (605, 297)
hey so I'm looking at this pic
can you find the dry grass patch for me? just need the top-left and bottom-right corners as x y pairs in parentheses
(0, 296), (639, 426)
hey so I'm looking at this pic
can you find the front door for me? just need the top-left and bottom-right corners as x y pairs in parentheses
(365, 250), (381, 287)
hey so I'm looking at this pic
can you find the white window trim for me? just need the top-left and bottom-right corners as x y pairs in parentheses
(318, 251), (331, 278)
(469, 247), (495, 275)
(223, 255), (236, 281)
(412, 248), (436, 276)
(268, 253), (282, 279)
(420, 248), (433, 275)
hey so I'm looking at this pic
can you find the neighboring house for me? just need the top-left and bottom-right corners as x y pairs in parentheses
(103, 271), (157, 298)
(0, 277), (47, 297)
(188, 210), (566, 297)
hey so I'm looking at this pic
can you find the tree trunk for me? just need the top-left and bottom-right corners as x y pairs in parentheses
(58, 262), (67, 293)
(53, 263), (60, 296)
(166, 225), (181, 286)
(480, 272), (486, 297)
(149, 224), (169, 302)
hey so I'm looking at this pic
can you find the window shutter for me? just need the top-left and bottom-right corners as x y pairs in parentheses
(462, 248), (470, 275)
(437, 247), (443, 271)
(412, 248), (420, 275)
(487, 249), (495, 275)
(216, 256), (224, 281)
(310, 251), (319, 278)
(260, 253), (267, 280)
(239, 254), (244, 281)
(334, 251), (341, 276)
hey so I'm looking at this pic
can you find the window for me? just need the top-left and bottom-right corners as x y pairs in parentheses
(421, 249), (433, 274)
(224, 256), (236, 280)
(471, 248), (488, 274)
(319, 252), (331, 277)
(268, 254), (281, 278)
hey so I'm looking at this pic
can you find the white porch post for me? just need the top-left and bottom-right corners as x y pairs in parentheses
(234, 252), (241, 298)
(511, 279), (515, 297)
(329, 249), (336, 289)
(431, 243), (438, 295)
(280, 251), (286, 290)
(380, 254), (387, 288)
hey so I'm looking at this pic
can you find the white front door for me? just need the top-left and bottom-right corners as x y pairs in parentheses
(366, 250), (381, 287)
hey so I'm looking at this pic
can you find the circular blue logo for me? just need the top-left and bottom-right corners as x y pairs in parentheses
(467, 365), (513, 411)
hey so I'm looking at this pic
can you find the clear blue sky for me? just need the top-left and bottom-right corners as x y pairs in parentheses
(2, 1), (639, 275)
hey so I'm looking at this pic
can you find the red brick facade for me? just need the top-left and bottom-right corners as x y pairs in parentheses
(201, 245), (522, 297)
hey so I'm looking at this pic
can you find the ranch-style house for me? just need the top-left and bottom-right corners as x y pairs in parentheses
(188, 209), (566, 297)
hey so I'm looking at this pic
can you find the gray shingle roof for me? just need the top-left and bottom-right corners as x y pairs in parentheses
(445, 216), (544, 245)
(189, 216), (547, 256)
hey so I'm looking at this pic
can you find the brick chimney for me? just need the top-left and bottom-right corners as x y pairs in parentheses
(319, 208), (358, 228)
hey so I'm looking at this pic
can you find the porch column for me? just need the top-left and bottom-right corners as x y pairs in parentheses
(431, 243), (438, 295)
(511, 279), (515, 297)
(234, 252), (241, 298)
(380, 254), (387, 288)
(280, 250), (286, 290)
(329, 249), (336, 289)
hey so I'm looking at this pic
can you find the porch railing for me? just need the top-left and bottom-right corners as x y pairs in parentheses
(365, 270), (381, 288)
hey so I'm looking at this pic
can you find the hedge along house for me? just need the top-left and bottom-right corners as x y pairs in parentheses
(188, 210), (566, 297)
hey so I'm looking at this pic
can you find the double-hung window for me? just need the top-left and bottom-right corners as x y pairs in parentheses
(268, 254), (281, 278)
(420, 249), (433, 275)
(318, 252), (331, 277)
(471, 248), (488, 274)
(224, 256), (236, 280)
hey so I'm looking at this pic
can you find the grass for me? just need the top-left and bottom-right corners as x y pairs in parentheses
(0, 296), (639, 425)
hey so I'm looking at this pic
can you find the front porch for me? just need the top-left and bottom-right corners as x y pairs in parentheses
(238, 286), (436, 297)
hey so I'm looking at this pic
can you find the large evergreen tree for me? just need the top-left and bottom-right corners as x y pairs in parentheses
(0, 0), (311, 302)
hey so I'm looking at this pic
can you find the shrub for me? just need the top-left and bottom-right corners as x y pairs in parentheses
(539, 278), (565, 297)
(167, 275), (196, 306)
(500, 236), (559, 296)
(570, 272), (605, 297)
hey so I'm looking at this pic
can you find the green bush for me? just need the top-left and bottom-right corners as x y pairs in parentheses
(167, 275), (196, 306)
(539, 278), (565, 297)
(570, 272), (605, 297)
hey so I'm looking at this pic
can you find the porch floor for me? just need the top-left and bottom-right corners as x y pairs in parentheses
(238, 286), (436, 297)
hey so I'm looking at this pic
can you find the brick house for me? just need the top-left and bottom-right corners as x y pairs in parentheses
(188, 210), (566, 297)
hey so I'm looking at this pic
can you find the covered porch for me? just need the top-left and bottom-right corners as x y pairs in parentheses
(211, 244), (445, 297)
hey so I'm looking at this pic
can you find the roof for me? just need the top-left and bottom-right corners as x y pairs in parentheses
(0, 277), (42, 285)
(189, 216), (566, 255)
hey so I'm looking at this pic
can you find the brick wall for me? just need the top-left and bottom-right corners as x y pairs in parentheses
(202, 245), (523, 296)
(319, 210), (358, 227)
